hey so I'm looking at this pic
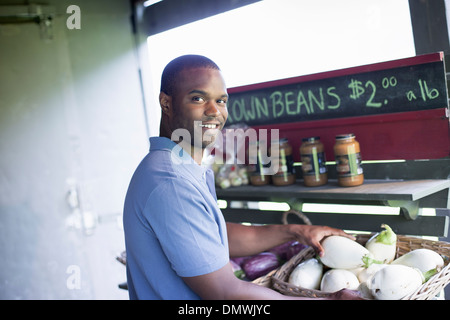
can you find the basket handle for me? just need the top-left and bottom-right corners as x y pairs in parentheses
(281, 209), (312, 226)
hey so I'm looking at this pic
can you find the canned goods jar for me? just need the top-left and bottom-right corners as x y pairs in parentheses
(300, 137), (328, 187)
(272, 138), (296, 186)
(248, 140), (271, 186)
(333, 134), (364, 187)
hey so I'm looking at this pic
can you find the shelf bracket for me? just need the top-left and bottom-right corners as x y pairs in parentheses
(384, 200), (420, 220)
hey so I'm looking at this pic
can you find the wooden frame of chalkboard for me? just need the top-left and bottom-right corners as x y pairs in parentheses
(226, 52), (450, 161)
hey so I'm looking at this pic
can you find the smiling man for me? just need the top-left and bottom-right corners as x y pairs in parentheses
(159, 55), (228, 163)
(123, 55), (362, 300)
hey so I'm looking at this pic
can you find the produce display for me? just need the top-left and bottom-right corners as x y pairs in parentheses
(205, 123), (251, 189)
(214, 164), (249, 189)
(286, 225), (446, 300)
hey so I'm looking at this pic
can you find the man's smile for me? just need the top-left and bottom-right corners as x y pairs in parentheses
(199, 123), (220, 129)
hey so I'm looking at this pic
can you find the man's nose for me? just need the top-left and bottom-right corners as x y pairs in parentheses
(205, 101), (220, 116)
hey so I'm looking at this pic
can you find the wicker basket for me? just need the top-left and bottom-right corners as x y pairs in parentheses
(252, 268), (278, 288)
(272, 234), (450, 300)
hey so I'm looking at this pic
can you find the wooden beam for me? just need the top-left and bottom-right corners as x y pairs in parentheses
(409, 0), (450, 55)
(222, 208), (449, 237)
(142, 0), (261, 36)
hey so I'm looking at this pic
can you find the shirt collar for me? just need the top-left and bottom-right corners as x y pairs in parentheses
(149, 136), (177, 151)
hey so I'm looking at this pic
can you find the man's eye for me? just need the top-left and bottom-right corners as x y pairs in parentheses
(192, 96), (205, 102)
(217, 99), (227, 104)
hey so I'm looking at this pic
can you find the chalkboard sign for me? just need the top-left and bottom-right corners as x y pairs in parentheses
(226, 60), (449, 126)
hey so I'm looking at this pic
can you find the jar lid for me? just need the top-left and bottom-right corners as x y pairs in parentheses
(302, 136), (320, 142)
(271, 138), (290, 146)
(335, 133), (355, 140)
(271, 137), (288, 142)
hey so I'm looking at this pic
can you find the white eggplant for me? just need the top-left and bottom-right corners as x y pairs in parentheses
(357, 263), (387, 283)
(370, 264), (424, 300)
(320, 236), (374, 269)
(347, 266), (364, 277)
(288, 258), (323, 290)
(357, 281), (374, 300)
(320, 269), (360, 293)
(391, 248), (444, 281)
(365, 224), (397, 263)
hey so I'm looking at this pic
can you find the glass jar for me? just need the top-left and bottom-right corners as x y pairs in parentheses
(333, 134), (364, 187)
(272, 138), (296, 186)
(300, 136), (328, 187)
(248, 140), (271, 186)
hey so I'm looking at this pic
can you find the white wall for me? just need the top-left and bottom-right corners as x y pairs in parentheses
(0, 0), (149, 299)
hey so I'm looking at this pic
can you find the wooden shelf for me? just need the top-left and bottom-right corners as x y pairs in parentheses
(217, 179), (450, 221)
(216, 179), (450, 202)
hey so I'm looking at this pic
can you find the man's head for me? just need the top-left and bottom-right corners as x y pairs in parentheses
(159, 55), (228, 150)
(160, 55), (221, 96)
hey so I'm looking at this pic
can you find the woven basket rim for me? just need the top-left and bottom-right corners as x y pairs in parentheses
(272, 234), (450, 300)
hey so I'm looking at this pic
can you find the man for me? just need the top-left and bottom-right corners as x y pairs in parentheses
(123, 55), (361, 300)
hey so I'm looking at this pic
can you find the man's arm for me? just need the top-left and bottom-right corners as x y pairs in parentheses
(226, 223), (292, 257)
(183, 262), (288, 300)
(226, 222), (355, 258)
(183, 222), (362, 300)
(182, 261), (363, 300)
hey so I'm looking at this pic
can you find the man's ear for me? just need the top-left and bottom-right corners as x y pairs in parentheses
(159, 91), (172, 116)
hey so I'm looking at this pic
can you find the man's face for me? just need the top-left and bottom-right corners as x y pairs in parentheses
(169, 67), (228, 148)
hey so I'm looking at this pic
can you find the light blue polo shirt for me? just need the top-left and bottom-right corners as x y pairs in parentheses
(123, 137), (229, 300)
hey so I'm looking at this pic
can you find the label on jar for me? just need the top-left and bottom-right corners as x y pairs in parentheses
(336, 153), (363, 177)
(274, 149), (294, 177)
(248, 149), (272, 176)
(301, 151), (327, 176)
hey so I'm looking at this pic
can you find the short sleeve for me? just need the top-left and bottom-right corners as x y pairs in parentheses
(145, 178), (229, 277)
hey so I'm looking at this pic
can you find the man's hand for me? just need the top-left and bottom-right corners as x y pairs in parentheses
(227, 222), (355, 258)
(287, 224), (355, 257)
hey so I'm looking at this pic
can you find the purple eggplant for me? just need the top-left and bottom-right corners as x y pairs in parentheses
(241, 252), (280, 280)
(230, 259), (245, 279)
(286, 241), (309, 260)
(268, 240), (297, 260)
(230, 256), (249, 267)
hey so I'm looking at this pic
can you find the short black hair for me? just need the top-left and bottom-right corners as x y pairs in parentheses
(160, 55), (221, 96)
